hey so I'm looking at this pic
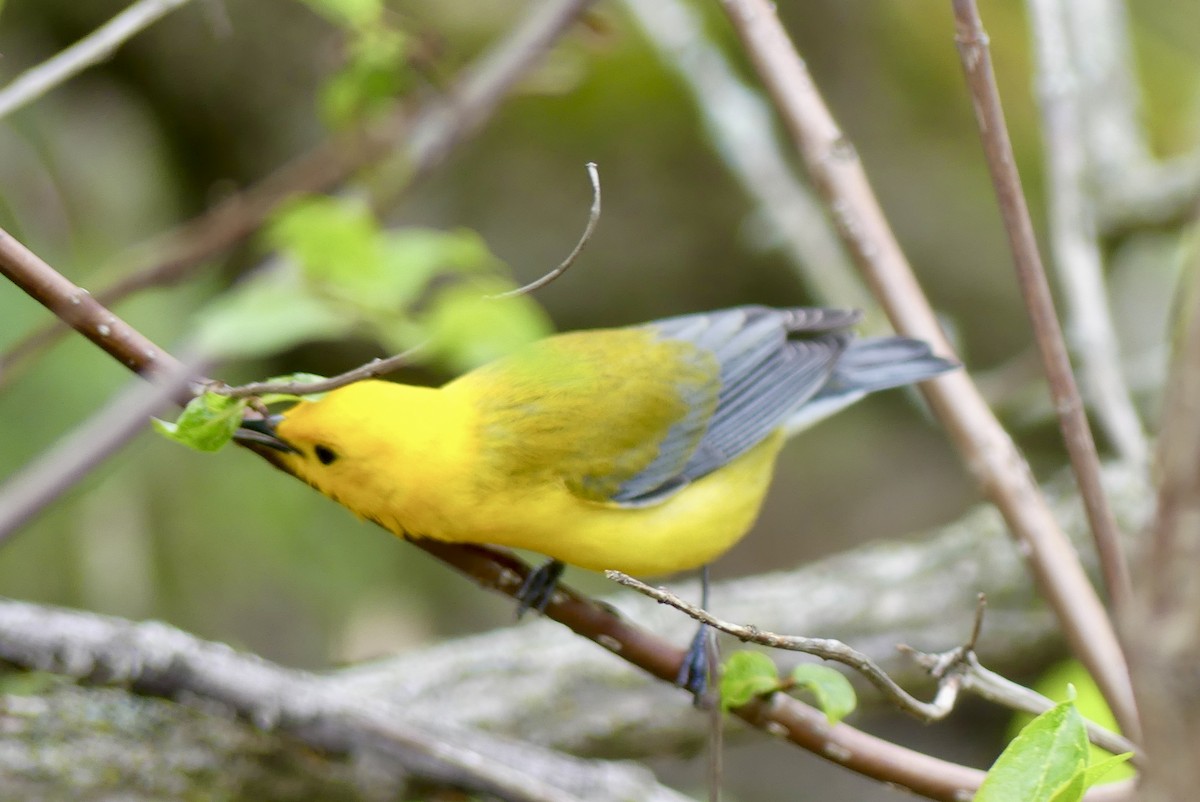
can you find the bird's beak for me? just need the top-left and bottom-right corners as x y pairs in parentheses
(234, 415), (298, 454)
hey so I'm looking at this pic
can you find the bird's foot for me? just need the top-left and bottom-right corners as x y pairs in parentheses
(516, 559), (565, 618)
(676, 623), (713, 705)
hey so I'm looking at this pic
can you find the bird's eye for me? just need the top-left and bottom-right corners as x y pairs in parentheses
(314, 445), (338, 465)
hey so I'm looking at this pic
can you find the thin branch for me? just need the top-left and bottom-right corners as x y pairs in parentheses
(608, 571), (962, 722)
(1027, 0), (1148, 467)
(0, 357), (202, 543)
(0, 0), (198, 120)
(221, 343), (428, 399)
(715, 0), (1139, 745)
(489, 162), (601, 299)
(0, 0), (598, 386)
(0, 226), (185, 384)
(950, 0), (1136, 670)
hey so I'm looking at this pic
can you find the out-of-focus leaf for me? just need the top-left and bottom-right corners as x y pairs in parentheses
(789, 664), (857, 724)
(719, 651), (780, 711)
(296, 0), (383, 28)
(977, 697), (1089, 802)
(258, 373), (330, 404)
(266, 196), (383, 288)
(320, 27), (411, 126)
(153, 392), (248, 453)
(417, 280), (553, 372)
(195, 272), (354, 359)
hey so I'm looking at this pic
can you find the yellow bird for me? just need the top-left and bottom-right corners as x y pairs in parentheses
(238, 306), (955, 691)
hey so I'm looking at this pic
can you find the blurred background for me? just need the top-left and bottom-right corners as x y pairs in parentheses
(0, 0), (1194, 799)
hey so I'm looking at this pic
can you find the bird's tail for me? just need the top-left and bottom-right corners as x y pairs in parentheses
(783, 337), (957, 436)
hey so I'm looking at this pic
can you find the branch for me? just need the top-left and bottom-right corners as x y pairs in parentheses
(1125, 216), (1200, 800)
(715, 0), (1139, 745)
(1027, 0), (1148, 467)
(0, 0), (198, 120)
(0, 600), (693, 802)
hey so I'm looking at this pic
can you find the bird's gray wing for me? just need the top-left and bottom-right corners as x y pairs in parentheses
(612, 306), (854, 505)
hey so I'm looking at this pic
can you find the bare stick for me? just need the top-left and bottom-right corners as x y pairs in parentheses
(489, 162), (600, 299)
(220, 343), (428, 399)
(717, 0), (1139, 742)
(608, 571), (960, 721)
(0, 357), (202, 543)
(1027, 0), (1148, 467)
(0, 226), (184, 385)
(950, 0), (1134, 630)
(0, 0), (197, 120)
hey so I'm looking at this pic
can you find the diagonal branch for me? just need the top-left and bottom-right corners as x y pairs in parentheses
(716, 0), (1139, 744)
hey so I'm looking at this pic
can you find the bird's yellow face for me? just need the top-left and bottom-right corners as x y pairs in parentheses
(242, 380), (472, 536)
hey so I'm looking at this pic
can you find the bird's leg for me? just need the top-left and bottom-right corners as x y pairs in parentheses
(515, 559), (565, 618)
(676, 565), (716, 704)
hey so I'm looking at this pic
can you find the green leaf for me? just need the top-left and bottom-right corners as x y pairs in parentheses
(1082, 753), (1134, 788)
(194, 271), (355, 359)
(153, 392), (248, 453)
(719, 651), (781, 711)
(976, 698), (1090, 802)
(266, 196), (384, 289)
(789, 664), (857, 724)
(296, 0), (383, 28)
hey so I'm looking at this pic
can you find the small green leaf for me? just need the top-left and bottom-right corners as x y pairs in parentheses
(319, 27), (411, 126)
(153, 392), (248, 453)
(789, 664), (857, 724)
(719, 651), (781, 711)
(1083, 753), (1134, 788)
(976, 698), (1089, 802)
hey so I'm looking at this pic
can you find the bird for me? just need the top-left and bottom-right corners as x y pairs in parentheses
(236, 306), (957, 695)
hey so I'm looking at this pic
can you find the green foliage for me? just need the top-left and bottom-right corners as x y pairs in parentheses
(719, 651), (780, 710)
(153, 392), (249, 453)
(194, 195), (551, 367)
(295, 0), (414, 126)
(788, 663), (856, 724)
(720, 651), (857, 724)
(978, 695), (1132, 802)
(1008, 660), (1134, 783)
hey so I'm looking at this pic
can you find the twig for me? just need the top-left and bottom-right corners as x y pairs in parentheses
(950, 0), (1135, 652)
(0, 0), (599, 386)
(715, 0), (1140, 745)
(0, 356), (202, 543)
(0, 0), (198, 120)
(489, 162), (600, 299)
(0, 226), (185, 385)
(608, 571), (962, 722)
(1027, 0), (1148, 468)
(220, 343), (428, 399)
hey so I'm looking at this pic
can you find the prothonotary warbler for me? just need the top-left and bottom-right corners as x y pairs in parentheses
(237, 306), (956, 694)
